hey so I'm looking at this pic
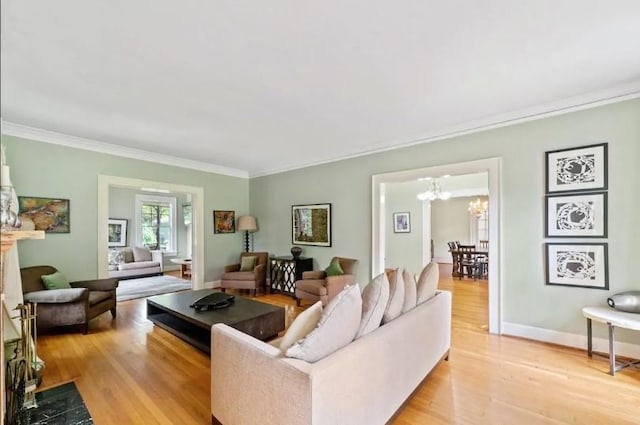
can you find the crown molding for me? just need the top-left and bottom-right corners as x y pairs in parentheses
(251, 82), (640, 177)
(0, 121), (250, 179)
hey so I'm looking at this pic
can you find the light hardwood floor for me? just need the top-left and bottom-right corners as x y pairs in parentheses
(35, 266), (639, 424)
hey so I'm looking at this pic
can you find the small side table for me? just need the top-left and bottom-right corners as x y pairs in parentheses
(582, 306), (640, 375)
(270, 256), (313, 296)
(170, 258), (192, 279)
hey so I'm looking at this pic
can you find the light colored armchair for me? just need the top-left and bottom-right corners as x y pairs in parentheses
(220, 252), (268, 296)
(294, 257), (358, 307)
(20, 266), (118, 334)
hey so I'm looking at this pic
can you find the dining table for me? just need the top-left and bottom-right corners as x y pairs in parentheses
(449, 247), (489, 278)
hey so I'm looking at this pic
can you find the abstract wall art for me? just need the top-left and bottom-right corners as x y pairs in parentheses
(545, 143), (607, 194)
(545, 243), (608, 289)
(292, 203), (331, 246)
(18, 196), (70, 233)
(545, 192), (607, 238)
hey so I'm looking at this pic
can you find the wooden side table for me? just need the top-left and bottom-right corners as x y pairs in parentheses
(270, 256), (313, 296)
(170, 258), (192, 279)
(582, 306), (640, 375)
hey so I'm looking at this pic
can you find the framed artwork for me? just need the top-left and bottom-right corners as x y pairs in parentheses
(545, 192), (607, 238)
(214, 210), (235, 233)
(545, 143), (607, 194)
(18, 196), (70, 233)
(393, 212), (411, 233)
(545, 243), (608, 290)
(292, 203), (331, 246)
(108, 218), (128, 247)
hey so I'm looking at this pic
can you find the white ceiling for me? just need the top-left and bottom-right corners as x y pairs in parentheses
(2, 1), (640, 177)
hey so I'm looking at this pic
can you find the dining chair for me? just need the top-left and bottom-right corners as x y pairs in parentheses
(457, 244), (481, 280)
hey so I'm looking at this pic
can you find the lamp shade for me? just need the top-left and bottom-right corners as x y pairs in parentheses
(237, 215), (257, 232)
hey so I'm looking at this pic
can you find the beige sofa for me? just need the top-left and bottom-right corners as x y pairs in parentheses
(107, 247), (163, 279)
(211, 290), (452, 425)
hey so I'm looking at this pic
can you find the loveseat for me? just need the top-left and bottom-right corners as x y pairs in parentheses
(107, 246), (163, 279)
(210, 289), (452, 424)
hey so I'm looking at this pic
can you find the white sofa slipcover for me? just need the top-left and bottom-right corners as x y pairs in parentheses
(108, 247), (163, 279)
(211, 290), (452, 425)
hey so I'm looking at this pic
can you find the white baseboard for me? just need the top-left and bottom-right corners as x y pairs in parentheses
(204, 280), (220, 289)
(163, 265), (180, 272)
(433, 257), (452, 264)
(502, 322), (640, 359)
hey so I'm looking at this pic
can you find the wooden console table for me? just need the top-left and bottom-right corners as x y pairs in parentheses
(582, 306), (640, 375)
(270, 256), (313, 295)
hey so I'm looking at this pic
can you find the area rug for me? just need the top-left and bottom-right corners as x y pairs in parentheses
(117, 275), (192, 302)
(29, 381), (93, 424)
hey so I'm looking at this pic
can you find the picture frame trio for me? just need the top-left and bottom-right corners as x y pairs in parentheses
(544, 143), (609, 290)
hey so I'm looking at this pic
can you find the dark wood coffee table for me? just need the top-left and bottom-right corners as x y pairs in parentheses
(147, 289), (285, 353)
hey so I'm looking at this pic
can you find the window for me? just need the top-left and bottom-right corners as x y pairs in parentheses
(135, 194), (177, 253)
(477, 210), (489, 242)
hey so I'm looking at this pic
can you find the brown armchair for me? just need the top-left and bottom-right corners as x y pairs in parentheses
(20, 266), (119, 334)
(220, 252), (268, 296)
(294, 257), (358, 307)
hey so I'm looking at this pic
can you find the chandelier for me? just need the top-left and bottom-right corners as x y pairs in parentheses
(416, 179), (451, 201)
(468, 198), (488, 216)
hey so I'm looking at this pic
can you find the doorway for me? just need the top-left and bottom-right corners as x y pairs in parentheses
(97, 175), (206, 289)
(372, 158), (502, 334)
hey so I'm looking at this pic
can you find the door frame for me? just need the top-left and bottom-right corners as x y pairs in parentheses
(97, 175), (206, 289)
(372, 157), (502, 334)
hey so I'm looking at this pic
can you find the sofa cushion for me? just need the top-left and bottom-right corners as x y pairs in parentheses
(402, 269), (417, 313)
(356, 272), (390, 339)
(121, 248), (134, 263)
(221, 271), (256, 281)
(286, 285), (362, 362)
(41, 271), (71, 290)
(108, 249), (124, 265)
(132, 246), (152, 262)
(279, 301), (323, 351)
(117, 261), (159, 271)
(89, 291), (112, 306)
(24, 288), (88, 303)
(417, 262), (439, 304)
(240, 256), (257, 272)
(325, 257), (344, 276)
(382, 268), (404, 324)
(295, 280), (327, 296)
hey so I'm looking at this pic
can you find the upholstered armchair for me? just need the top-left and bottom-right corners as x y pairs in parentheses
(20, 266), (119, 334)
(294, 257), (358, 307)
(220, 252), (268, 296)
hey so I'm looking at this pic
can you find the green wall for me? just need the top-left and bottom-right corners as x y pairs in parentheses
(384, 182), (424, 274)
(250, 99), (640, 343)
(1, 135), (249, 282)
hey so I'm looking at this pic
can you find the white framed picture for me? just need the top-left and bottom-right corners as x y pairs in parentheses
(108, 218), (128, 247)
(545, 192), (607, 238)
(393, 212), (410, 233)
(545, 243), (608, 290)
(545, 143), (607, 194)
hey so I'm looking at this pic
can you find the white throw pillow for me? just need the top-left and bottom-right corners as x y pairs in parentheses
(356, 273), (390, 339)
(417, 262), (439, 304)
(108, 249), (124, 265)
(402, 269), (417, 313)
(382, 268), (405, 324)
(286, 285), (362, 363)
(279, 301), (323, 351)
(132, 246), (152, 262)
